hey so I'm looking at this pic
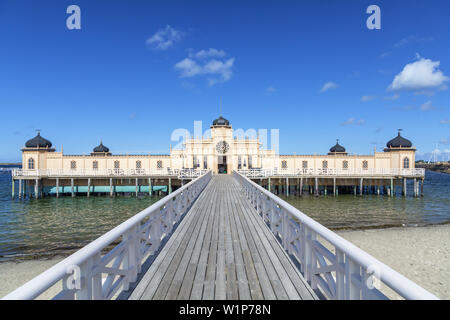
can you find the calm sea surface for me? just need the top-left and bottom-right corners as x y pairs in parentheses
(0, 169), (449, 262)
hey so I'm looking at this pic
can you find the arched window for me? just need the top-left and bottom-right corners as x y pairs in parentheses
(403, 157), (410, 169)
(92, 161), (98, 170)
(114, 161), (120, 169)
(28, 158), (35, 170)
(136, 160), (142, 169)
(322, 160), (328, 169)
(342, 160), (348, 169)
(362, 160), (368, 170)
(70, 161), (77, 170)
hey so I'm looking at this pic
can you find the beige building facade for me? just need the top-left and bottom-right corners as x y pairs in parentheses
(20, 116), (416, 175)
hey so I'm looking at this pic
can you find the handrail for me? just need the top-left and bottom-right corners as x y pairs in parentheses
(11, 168), (209, 179)
(2, 171), (212, 300)
(237, 168), (425, 178)
(233, 171), (437, 300)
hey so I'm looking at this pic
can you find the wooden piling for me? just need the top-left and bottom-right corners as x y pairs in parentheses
(35, 179), (39, 199)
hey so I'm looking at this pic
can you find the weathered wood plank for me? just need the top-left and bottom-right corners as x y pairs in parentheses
(129, 175), (317, 300)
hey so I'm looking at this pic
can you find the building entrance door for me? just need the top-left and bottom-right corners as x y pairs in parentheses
(217, 156), (227, 174)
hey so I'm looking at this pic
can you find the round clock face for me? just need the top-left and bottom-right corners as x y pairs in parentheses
(216, 140), (230, 154)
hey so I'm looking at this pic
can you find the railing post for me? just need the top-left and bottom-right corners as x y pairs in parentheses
(123, 225), (139, 291)
(75, 258), (94, 300)
(345, 257), (361, 300)
(92, 253), (102, 299)
(336, 249), (345, 299)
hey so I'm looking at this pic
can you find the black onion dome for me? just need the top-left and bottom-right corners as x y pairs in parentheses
(25, 132), (52, 148)
(330, 139), (346, 153)
(93, 141), (110, 153)
(212, 116), (230, 126)
(386, 130), (412, 148)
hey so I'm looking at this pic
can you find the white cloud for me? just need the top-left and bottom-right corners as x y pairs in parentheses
(441, 119), (450, 124)
(394, 35), (434, 48)
(266, 86), (276, 93)
(361, 95), (375, 102)
(388, 57), (449, 92)
(384, 94), (400, 100)
(146, 25), (182, 50)
(190, 48), (226, 59)
(440, 138), (450, 145)
(174, 49), (234, 85)
(341, 118), (365, 126)
(420, 100), (433, 111)
(320, 82), (338, 93)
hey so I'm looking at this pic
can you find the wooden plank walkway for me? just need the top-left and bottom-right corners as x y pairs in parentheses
(129, 175), (317, 300)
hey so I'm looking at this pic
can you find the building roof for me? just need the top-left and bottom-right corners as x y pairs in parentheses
(386, 130), (412, 148)
(329, 139), (346, 153)
(25, 132), (52, 148)
(93, 141), (110, 153)
(212, 116), (230, 126)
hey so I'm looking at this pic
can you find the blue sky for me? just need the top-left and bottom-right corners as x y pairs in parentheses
(1, 0), (450, 162)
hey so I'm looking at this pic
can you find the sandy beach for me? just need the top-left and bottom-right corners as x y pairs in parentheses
(336, 224), (450, 300)
(0, 224), (449, 300)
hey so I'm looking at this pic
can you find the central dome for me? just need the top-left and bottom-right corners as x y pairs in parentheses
(212, 116), (230, 126)
(93, 141), (110, 153)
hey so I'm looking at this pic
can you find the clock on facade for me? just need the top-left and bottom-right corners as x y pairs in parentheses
(215, 140), (229, 154)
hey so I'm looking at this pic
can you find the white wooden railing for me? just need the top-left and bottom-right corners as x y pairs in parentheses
(237, 168), (425, 178)
(2, 171), (212, 300)
(11, 168), (209, 179)
(233, 171), (437, 300)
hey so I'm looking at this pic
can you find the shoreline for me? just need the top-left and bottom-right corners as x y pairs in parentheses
(1, 224), (449, 299)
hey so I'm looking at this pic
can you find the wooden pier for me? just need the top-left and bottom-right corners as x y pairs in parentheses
(129, 175), (317, 300)
(3, 171), (437, 300)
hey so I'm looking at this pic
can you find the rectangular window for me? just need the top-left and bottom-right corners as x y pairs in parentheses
(238, 156), (242, 169)
(93, 161), (98, 170)
(70, 161), (76, 170)
(302, 161), (308, 169)
(157, 160), (163, 169)
(281, 160), (287, 169)
(248, 156), (253, 169)
(203, 156), (207, 169)
(136, 160), (142, 169)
